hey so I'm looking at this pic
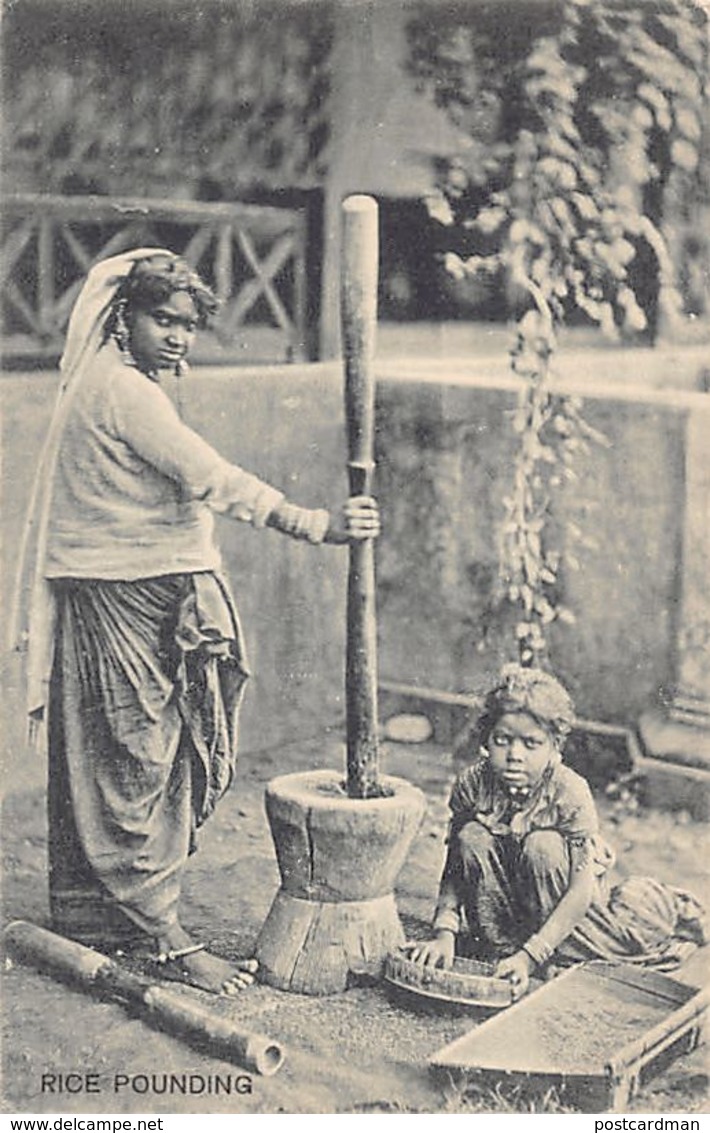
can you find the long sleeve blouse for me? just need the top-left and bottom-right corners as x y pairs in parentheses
(45, 343), (284, 580)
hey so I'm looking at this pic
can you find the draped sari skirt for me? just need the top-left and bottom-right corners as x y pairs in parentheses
(47, 572), (249, 947)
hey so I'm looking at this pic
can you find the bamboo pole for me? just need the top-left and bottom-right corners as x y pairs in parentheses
(341, 194), (383, 799)
(4, 921), (285, 1076)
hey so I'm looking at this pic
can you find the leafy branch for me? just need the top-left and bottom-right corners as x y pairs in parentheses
(408, 0), (707, 664)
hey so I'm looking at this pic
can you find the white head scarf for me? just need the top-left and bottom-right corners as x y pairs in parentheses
(9, 248), (174, 740)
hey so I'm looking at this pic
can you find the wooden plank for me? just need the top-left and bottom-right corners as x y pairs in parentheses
(37, 216), (54, 335)
(3, 193), (300, 235)
(290, 217), (308, 360)
(429, 962), (704, 1080)
(596, 963), (699, 1008)
(606, 986), (709, 1078)
(214, 223), (234, 301)
(0, 333), (60, 357)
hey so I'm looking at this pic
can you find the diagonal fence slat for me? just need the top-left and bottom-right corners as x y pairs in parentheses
(58, 224), (93, 272)
(181, 224), (215, 270)
(4, 281), (44, 336)
(0, 219), (37, 289)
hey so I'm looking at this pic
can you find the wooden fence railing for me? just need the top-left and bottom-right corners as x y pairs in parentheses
(1, 194), (309, 364)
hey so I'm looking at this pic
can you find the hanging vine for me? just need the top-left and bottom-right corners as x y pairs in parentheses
(408, 0), (708, 665)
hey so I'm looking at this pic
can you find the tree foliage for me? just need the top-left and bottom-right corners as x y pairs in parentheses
(407, 0), (708, 665)
(3, 1), (333, 197)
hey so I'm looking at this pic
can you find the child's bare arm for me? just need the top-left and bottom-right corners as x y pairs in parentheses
(406, 846), (461, 968)
(525, 857), (596, 963)
(495, 858), (596, 996)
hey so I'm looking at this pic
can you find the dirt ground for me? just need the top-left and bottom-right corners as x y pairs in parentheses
(2, 733), (708, 1116)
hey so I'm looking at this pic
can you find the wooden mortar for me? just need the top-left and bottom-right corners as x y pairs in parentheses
(254, 770), (425, 994)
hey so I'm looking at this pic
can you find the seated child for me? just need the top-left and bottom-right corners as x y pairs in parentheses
(408, 664), (705, 998)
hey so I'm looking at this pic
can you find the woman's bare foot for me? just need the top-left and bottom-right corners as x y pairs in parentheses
(154, 924), (257, 996)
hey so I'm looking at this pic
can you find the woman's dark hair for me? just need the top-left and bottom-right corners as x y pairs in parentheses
(111, 253), (219, 331)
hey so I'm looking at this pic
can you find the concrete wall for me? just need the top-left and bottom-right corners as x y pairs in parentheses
(2, 350), (707, 791)
(374, 372), (693, 724)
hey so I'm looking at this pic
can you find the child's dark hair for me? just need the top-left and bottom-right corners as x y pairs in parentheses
(475, 664), (576, 749)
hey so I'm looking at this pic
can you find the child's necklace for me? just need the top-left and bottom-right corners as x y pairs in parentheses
(507, 785), (531, 810)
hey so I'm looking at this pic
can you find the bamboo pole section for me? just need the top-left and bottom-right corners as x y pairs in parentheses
(341, 194), (384, 799)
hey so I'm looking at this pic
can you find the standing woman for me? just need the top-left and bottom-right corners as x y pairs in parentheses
(13, 249), (379, 995)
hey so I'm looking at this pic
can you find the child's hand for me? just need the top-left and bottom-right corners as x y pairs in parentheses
(326, 496), (380, 543)
(495, 949), (532, 1000)
(404, 932), (455, 969)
